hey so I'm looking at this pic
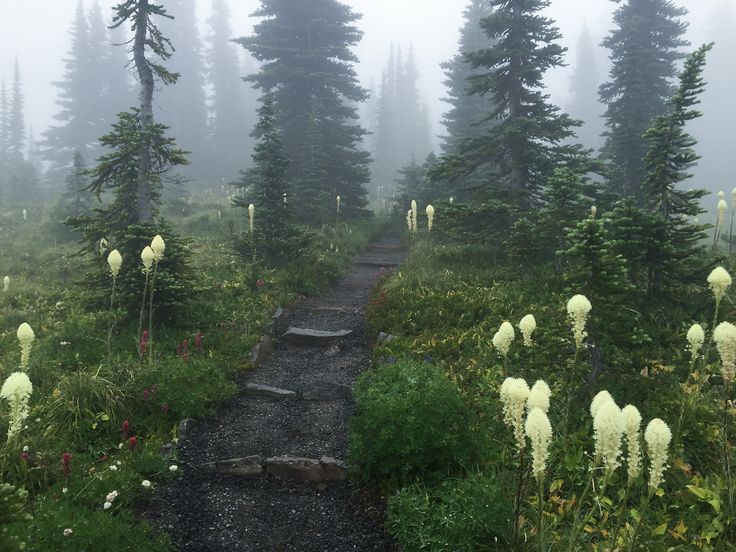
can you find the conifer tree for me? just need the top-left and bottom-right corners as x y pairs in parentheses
(207, 0), (255, 183)
(233, 94), (307, 265)
(627, 43), (712, 296)
(568, 25), (604, 152)
(599, 0), (689, 201)
(440, 0), (496, 155)
(0, 81), (8, 177)
(67, 0), (191, 318)
(60, 150), (92, 218)
(237, 0), (371, 223)
(433, 0), (586, 209)
(157, 0), (208, 179)
(8, 60), (25, 161)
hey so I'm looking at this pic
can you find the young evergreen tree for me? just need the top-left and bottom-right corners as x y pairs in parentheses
(207, 0), (255, 183)
(433, 0), (586, 209)
(67, 0), (191, 318)
(568, 24), (604, 152)
(237, 0), (371, 223)
(59, 150), (92, 218)
(599, 0), (689, 201)
(233, 94), (307, 265)
(634, 44), (712, 296)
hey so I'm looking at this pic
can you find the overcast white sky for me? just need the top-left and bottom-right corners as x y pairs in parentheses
(0, 0), (729, 152)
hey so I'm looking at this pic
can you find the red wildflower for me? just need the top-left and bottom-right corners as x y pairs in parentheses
(61, 452), (72, 477)
(20, 452), (30, 463)
(122, 420), (130, 440)
(143, 389), (149, 401)
(161, 402), (170, 414)
(140, 330), (149, 357)
(128, 436), (138, 451)
(195, 332), (204, 354)
(256, 279), (265, 287)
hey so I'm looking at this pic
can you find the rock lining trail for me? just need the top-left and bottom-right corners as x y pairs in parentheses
(150, 239), (404, 551)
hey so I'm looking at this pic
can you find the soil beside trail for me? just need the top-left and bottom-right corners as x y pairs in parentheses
(149, 239), (404, 551)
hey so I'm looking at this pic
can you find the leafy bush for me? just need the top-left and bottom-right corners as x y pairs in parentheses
(0, 483), (31, 552)
(349, 359), (480, 484)
(388, 472), (512, 551)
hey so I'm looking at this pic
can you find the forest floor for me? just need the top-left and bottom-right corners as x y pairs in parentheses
(148, 239), (403, 551)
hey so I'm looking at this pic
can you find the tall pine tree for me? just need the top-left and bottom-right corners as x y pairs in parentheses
(434, 0), (586, 210)
(568, 24), (604, 152)
(599, 0), (689, 201)
(237, 0), (371, 224)
(207, 0), (255, 184)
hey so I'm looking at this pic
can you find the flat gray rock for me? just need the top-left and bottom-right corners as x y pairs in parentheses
(265, 455), (348, 482)
(282, 327), (353, 347)
(244, 383), (296, 399)
(303, 380), (352, 401)
(202, 455), (265, 477)
(249, 335), (273, 366)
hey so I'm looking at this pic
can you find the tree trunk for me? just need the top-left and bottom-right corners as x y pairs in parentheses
(134, 0), (154, 223)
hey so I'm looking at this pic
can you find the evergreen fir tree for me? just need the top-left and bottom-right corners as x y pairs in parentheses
(599, 0), (689, 201)
(66, 0), (191, 318)
(237, 0), (371, 223)
(440, 0), (496, 155)
(157, 0), (208, 181)
(207, 0), (255, 183)
(568, 24), (604, 152)
(0, 81), (8, 178)
(233, 94), (307, 265)
(627, 43), (713, 296)
(59, 150), (92, 218)
(433, 0), (586, 209)
(8, 59), (25, 161)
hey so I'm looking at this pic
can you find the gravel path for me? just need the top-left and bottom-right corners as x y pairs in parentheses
(150, 240), (404, 551)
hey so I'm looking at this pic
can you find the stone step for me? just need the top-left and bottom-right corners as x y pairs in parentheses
(282, 327), (353, 346)
(302, 305), (358, 313)
(201, 455), (347, 484)
(244, 383), (296, 399)
(303, 380), (352, 401)
(354, 259), (401, 268)
(365, 245), (405, 254)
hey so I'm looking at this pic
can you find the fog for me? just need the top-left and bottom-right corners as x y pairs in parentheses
(0, 0), (734, 192)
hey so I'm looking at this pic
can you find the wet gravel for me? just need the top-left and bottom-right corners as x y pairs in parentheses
(149, 240), (404, 551)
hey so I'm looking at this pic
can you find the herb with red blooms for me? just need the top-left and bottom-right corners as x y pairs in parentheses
(61, 452), (72, 478)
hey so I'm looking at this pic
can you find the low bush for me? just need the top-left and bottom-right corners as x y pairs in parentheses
(349, 359), (481, 485)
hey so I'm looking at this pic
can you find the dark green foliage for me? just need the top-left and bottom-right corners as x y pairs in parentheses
(233, 94), (309, 265)
(349, 359), (480, 485)
(433, 0), (587, 209)
(0, 484), (30, 552)
(388, 473), (512, 551)
(394, 153), (444, 210)
(607, 44), (713, 298)
(59, 150), (92, 219)
(600, 0), (689, 200)
(237, 0), (371, 223)
(439, 0), (497, 201)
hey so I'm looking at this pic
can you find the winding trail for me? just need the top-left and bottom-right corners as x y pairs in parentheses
(151, 239), (404, 551)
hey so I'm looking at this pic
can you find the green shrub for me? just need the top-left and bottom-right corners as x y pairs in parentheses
(0, 483), (31, 552)
(349, 359), (479, 485)
(388, 473), (512, 551)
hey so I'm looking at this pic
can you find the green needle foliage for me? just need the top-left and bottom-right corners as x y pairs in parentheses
(233, 94), (309, 266)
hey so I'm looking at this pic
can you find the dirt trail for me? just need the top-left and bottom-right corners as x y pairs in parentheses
(150, 239), (404, 551)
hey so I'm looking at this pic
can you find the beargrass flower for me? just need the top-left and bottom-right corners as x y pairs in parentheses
(525, 408), (552, 481)
(719, 191), (726, 201)
(686, 323), (705, 362)
(3, 275), (8, 292)
(493, 321), (515, 358)
(449, 197), (454, 205)
(593, 401), (625, 477)
(713, 321), (736, 383)
(141, 246), (154, 273)
(151, 235), (165, 262)
(17, 323), (34, 371)
(500, 377), (530, 452)
(518, 314), (536, 347)
(708, 267), (732, 303)
(142, 480), (151, 488)
(426, 205), (435, 232)
(591, 205), (597, 219)
(567, 294), (592, 349)
(107, 249), (122, 279)
(718, 199), (728, 227)
(1, 372), (33, 442)
(590, 390), (615, 419)
(527, 380), (551, 413)
(411, 200), (418, 233)
(336, 195), (341, 213)
(644, 418), (672, 492)
(99, 238), (109, 255)
(622, 405), (643, 482)
(247, 204), (255, 235)
(406, 209), (412, 232)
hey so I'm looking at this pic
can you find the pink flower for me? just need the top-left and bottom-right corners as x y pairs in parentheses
(161, 403), (170, 414)
(128, 436), (137, 451)
(256, 279), (265, 287)
(20, 452), (30, 463)
(61, 452), (72, 477)
(121, 419), (130, 440)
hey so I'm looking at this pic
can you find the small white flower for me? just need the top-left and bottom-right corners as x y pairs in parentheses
(62, 487), (68, 494)
(518, 314), (536, 347)
(107, 249), (122, 279)
(106, 491), (117, 502)
(22, 445), (28, 452)
(708, 267), (732, 303)
(103, 501), (112, 510)
(492, 321), (515, 358)
(151, 235), (166, 262)
(116, 460), (121, 466)
(109, 465), (118, 471)
(141, 480), (152, 488)
(686, 324), (705, 362)
(169, 465), (178, 472)
(63, 528), (73, 536)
